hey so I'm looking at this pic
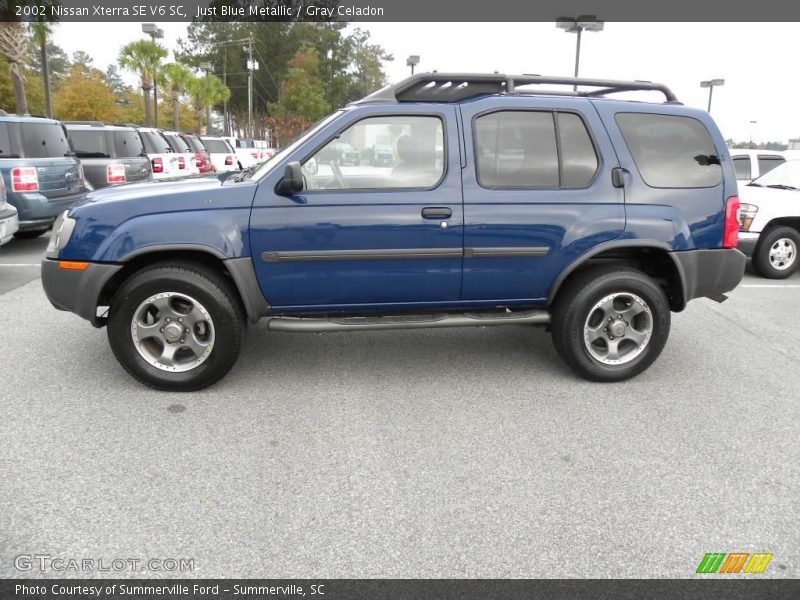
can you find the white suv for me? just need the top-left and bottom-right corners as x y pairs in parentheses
(0, 173), (20, 245)
(738, 159), (800, 278)
(136, 127), (180, 180)
(729, 149), (785, 182)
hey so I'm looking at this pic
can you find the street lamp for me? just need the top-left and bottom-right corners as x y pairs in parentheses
(556, 15), (604, 91)
(142, 23), (164, 128)
(406, 55), (420, 75)
(700, 79), (725, 113)
(200, 62), (213, 134)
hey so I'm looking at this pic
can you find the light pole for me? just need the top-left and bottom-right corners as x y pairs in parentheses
(406, 55), (420, 75)
(200, 61), (213, 134)
(556, 15), (604, 91)
(700, 79), (724, 113)
(142, 23), (164, 128)
(749, 120), (757, 146)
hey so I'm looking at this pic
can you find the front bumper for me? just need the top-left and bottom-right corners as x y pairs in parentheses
(41, 258), (122, 326)
(0, 205), (19, 245)
(736, 232), (759, 258)
(672, 248), (747, 305)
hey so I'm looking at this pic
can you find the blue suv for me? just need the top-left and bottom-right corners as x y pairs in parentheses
(41, 74), (746, 391)
(0, 111), (88, 238)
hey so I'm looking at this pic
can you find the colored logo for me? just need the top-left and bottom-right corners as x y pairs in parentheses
(696, 552), (773, 574)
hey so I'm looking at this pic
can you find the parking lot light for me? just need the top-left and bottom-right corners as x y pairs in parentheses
(556, 15), (604, 91)
(406, 55), (420, 75)
(700, 78), (725, 113)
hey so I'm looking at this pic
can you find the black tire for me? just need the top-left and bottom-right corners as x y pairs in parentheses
(14, 228), (49, 239)
(107, 262), (244, 391)
(551, 267), (671, 382)
(752, 226), (800, 279)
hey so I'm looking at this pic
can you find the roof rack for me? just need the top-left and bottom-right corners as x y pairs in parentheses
(358, 73), (680, 104)
(64, 120), (106, 126)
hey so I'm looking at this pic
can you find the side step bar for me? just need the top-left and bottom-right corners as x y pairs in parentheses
(266, 309), (550, 333)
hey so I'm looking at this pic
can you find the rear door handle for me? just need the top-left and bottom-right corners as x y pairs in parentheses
(422, 207), (452, 219)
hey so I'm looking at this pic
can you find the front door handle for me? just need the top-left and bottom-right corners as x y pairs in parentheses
(422, 207), (452, 219)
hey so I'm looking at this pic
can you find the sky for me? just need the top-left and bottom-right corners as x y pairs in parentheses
(52, 22), (800, 144)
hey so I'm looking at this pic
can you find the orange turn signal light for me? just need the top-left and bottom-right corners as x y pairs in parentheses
(58, 260), (89, 271)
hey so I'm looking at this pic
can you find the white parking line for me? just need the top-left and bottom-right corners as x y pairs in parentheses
(0, 263), (40, 267)
(741, 284), (800, 288)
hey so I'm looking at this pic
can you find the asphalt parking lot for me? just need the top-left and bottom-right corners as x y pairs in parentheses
(1, 234), (798, 579)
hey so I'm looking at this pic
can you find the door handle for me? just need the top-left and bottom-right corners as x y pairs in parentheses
(611, 167), (627, 188)
(422, 207), (452, 219)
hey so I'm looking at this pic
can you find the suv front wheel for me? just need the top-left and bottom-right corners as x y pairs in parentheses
(551, 267), (671, 382)
(107, 263), (244, 391)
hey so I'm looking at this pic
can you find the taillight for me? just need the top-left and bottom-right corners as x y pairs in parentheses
(11, 167), (39, 192)
(152, 157), (163, 174)
(178, 155), (186, 170)
(106, 163), (126, 183)
(723, 196), (740, 248)
(194, 152), (205, 168)
(251, 152), (258, 160)
(225, 155), (233, 166)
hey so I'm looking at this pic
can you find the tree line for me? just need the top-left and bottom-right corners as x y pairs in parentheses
(0, 19), (392, 144)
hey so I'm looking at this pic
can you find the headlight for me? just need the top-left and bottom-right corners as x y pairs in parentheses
(45, 211), (77, 258)
(738, 203), (758, 231)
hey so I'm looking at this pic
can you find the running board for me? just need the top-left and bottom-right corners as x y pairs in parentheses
(266, 309), (550, 332)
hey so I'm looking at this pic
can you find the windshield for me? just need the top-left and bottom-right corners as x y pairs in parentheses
(236, 139), (255, 149)
(751, 159), (800, 189)
(203, 139), (232, 154)
(251, 111), (342, 181)
(69, 129), (110, 158)
(113, 130), (145, 158)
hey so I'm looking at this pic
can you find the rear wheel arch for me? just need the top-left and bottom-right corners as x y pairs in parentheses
(548, 242), (686, 312)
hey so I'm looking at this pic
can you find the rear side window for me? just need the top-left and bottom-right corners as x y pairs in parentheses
(203, 139), (231, 154)
(474, 110), (597, 188)
(758, 155), (784, 177)
(182, 136), (203, 153)
(615, 113), (721, 188)
(0, 124), (12, 157)
(733, 157), (751, 180)
(69, 129), (110, 158)
(113, 130), (145, 158)
(236, 139), (255, 149)
(19, 122), (71, 159)
(140, 131), (172, 154)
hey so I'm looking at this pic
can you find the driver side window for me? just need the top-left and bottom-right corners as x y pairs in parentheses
(302, 115), (444, 191)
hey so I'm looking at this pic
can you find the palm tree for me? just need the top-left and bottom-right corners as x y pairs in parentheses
(118, 39), (167, 127)
(188, 74), (231, 134)
(160, 63), (193, 131)
(30, 21), (55, 118)
(0, 22), (29, 114)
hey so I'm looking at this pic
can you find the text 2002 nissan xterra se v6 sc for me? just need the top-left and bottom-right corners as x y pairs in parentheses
(41, 74), (746, 391)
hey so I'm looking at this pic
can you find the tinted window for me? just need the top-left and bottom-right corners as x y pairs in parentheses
(236, 139), (255, 148)
(203, 139), (231, 153)
(68, 129), (110, 158)
(140, 131), (172, 154)
(182, 135), (206, 153)
(758, 156), (785, 176)
(303, 115), (444, 191)
(558, 113), (599, 187)
(0, 123), (13, 157)
(733, 157), (751, 180)
(616, 113), (721, 188)
(164, 133), (191, 153)
(113, 130), (145, 158)
(20, 122), (71, 158)
(475, 111), (558, 188)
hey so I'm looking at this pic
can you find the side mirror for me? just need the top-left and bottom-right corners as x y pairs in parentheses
(275, 161), (304, 196)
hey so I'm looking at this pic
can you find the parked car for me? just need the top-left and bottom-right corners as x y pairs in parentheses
(66, 122), (152, 190)
(728, 149), (785, 182)
(133, 126), (180, 180)
(0, 111), (87, 238)
(226, 137), (259, 170)
(738, 159), (800, 278)
(41, 73), (745, 391)
(0, 172), (19, 245)
(181, 133), (214, 174)
(200, 136), (238, 173)
(372, 143), (394, 166)
(162, 131), (199, 176)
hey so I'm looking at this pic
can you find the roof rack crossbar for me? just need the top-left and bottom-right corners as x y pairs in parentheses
(358, 73), (679, 104)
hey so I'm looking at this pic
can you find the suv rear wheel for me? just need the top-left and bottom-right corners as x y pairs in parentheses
(752, 226), (799, 279)
(107, 263), (244, 391)
(552, 267), (671, 382)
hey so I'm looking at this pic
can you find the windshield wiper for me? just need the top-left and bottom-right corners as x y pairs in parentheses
(766, 184), (798, 190)
(233, 165), (258, 182)
(746, 182), (762, 187)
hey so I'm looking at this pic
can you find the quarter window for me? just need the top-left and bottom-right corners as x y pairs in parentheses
(473, 110), (598, 189)
(302, 115), (444, 191)
(616, 113), (721, 188)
